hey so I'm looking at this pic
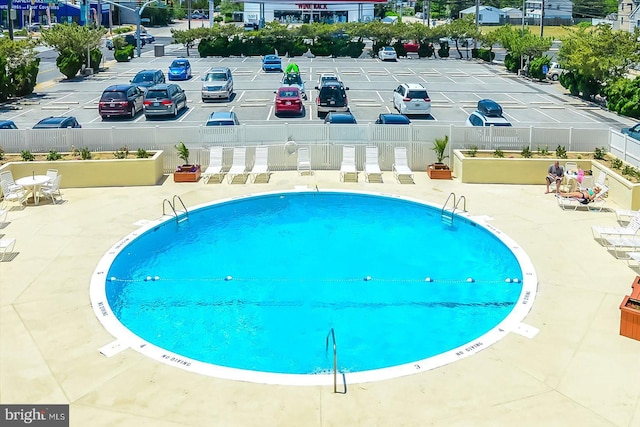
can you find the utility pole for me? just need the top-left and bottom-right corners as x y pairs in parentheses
(474, 0), (479, 49)
(539, 0), (544, 37)
(7, 0), (14, 40)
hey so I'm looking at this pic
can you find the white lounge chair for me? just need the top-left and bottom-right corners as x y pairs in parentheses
(39, 174), (62, 204)
(392, 147), (414, 183)
(297, 147), (312, 175)
(250, 146), (271, 183)
(0, 200), (8, 225)
(592, 215), (640, 240)
(364, 146), (382, 182)
(595, 170), (607, 187)
(616, 209), (640, 225)
(203, 147), (224, 184)
(0, 180), (27, 207)
(557, 185), (608, 211)
(603, 235), (640, 259)
(339, 145), (357, 182)
(227, 147), (248, 183)
(0, 237), (16, 261)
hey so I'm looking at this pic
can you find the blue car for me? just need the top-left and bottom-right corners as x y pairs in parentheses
(262, 54), (282, 72)
(0, 120), (17, 129)
(168, 59), (192, 81)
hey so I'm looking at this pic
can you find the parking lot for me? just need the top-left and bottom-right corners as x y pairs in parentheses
(4, 54), (636, 130)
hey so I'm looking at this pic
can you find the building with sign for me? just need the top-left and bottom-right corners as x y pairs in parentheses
(0, 0), (108, 30)
(243, 0), (386, 25)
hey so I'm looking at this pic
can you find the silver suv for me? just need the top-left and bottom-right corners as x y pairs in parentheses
(201, 67), (233, 101)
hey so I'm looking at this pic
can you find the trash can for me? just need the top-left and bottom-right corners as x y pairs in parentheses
(154, 44), (164, 57)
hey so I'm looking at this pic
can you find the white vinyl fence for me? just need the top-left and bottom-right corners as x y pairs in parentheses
(0, 124), (616, 173)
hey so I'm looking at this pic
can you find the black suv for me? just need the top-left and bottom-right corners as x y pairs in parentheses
(315, 82), (349, 118)
(98, 84), (144, 119)
(131, 69), (165, 92)
(124, 34), (145, 47)
(33, 116), (81, 129)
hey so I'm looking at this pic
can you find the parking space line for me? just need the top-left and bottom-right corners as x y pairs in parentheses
(376, 92), (386, 103)
(178, 107), (194, 122)
(358, 68), (371, 82)
(535, 109), (561, 122)
(267, 105), (274, 120)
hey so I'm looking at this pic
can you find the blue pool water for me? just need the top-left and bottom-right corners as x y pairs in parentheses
(104, 192), (523, 375)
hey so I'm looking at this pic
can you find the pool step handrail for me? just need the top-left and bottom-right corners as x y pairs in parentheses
(441, 192), (466, 226)
(326, 328), (338, 393)
(162, 195), (189, 223)
(172, 195), (189, 222)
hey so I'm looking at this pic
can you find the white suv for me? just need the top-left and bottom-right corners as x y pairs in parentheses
(393, 83), (431, 116)
(201, 67), (233, 101)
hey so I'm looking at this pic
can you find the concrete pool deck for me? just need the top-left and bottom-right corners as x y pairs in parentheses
(1, 171), (639, 426)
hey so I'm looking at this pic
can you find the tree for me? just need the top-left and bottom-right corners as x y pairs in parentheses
(573, 0), (618, 18)
(442, 14), (479, 59)
(0, 36), (40, 101)
(557, 24), (640, 99)
(40, 23), (106, 78)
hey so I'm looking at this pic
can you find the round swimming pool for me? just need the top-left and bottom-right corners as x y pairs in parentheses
(90, 190), (536, 385)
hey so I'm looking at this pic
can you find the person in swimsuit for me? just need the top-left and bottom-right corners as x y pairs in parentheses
(558, 186), (601, 204)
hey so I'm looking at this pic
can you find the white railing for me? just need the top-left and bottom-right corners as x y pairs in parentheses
(0, 124), (617, 173)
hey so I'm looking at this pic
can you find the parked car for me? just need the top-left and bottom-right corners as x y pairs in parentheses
(131, 69), (165, 92)
(33, 116), (81, 129)
(281, 72), (306, 99)
(274, 86), (304, 116)
(98, 84), (144, 119)
(138, 31), (155, 44)
(315, 81), (349, 118)
(546, 62), (566, 81)
(0, 120), (17, 129)
(201, 67), (233, 101)
(324, 112), (357, 124)
(378, 46), (397, 61)
(244, 22), (258, 31)
(392, 83), (431, 116)
(143, 84), (187, 118)
(466, 111), (512, 127)
(375, 113), (411, 124)
(403, 41), (420, 53)
(262, 54), (282, 72)
(205, 111), (240, 126)
(168, 59), (192, 81)
(105, 38), (114, 50)
(466, 99), (511, 127)
(124, 34), (145, 47)
(621, 123), (640, 141)
(317, 73), (341, 88)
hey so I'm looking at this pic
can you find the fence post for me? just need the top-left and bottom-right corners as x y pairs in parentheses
(529, 125), (533, 150)
(568, 127), (573, 149)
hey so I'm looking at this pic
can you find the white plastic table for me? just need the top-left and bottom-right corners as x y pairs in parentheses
(15, 175), (51, 205)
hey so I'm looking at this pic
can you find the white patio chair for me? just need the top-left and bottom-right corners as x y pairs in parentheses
(339, 145), (357, 182)
(202, 147), (224, 184)
(39, 174), (62, 204)
(364, 146), (382, 183)
(0, 237), (16, 261)
(392, 146), (414, 183)
(227, 147), (248, 183)
(297, 147), (312, 175)
(41, 168), (59, 189)
(0, 200), (8, 225)
(603, 235), (640, 259)
(250, 146), (271, 183)
(615, 209), (640, 225)
(0, 170), (23, 192)
(0, 180), (27, 207)
(595, 170), (607, 187)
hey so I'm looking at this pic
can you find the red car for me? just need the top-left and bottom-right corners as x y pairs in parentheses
(274, 86), (303, 116)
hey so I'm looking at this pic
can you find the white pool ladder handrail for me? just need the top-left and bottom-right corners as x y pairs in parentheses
(162, 195), (189, 223)
(441, 192), (466, 226)
(326, 328), (338, 393)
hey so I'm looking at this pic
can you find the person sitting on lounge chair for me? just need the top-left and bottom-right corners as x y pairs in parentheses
(545, 161), (564, 194)
(558, 186), (601, 204)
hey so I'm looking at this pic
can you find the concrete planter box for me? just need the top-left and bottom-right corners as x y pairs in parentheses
(0, 151), (165, 188)
(452, 150), (640, 210)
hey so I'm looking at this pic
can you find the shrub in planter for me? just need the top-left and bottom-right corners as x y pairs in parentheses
(20, 150), (35, 161)
(504, 53), (521, 73)
(392, 41), (407, 58)
(418, 42), (434, 58)
(89, 48), (103, 70)
(114, 45), (134, 62)
(345, 40), (365, 58)
(529, 56), (551, 80)
(56, 49), (82, 79)
(47, 150), (62, 161)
